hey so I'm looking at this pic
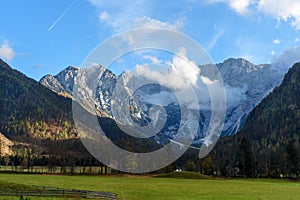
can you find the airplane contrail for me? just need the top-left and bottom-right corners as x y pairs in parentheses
(48, 0), (78, 31)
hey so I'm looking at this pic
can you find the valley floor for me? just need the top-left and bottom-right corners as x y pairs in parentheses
(0, 174), (299, 199)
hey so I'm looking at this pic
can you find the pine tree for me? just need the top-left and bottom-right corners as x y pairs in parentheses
(238, 138), (254, 177)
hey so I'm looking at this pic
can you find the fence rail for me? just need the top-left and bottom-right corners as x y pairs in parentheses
(0, 187), (117, 200)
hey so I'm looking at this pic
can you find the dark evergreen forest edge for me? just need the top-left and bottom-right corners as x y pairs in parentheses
(0, 58), (299, 178)
(209, 62), (300, 178)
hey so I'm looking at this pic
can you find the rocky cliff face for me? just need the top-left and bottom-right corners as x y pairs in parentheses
(216, 58), (283, 135)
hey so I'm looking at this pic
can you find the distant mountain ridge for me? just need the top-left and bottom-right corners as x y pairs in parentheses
(39, 58), (287, 144)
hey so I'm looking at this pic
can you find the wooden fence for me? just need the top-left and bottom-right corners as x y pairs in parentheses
(0, 186), (117, 199)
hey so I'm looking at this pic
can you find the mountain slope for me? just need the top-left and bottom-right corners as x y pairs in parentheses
(215, 58), (282, 136)
(0, 59), (77, 141)
(211, 62), (300, 177)
(240, 62), (300, 139)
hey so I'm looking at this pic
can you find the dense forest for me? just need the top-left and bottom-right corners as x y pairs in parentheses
(0, 59), (77, 142)
(205, 63), (300, 178)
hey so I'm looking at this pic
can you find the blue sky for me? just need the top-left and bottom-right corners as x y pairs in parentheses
(0, 0), (300, 80)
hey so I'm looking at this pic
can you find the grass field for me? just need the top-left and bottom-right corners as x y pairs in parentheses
(0, 173), (299, 200)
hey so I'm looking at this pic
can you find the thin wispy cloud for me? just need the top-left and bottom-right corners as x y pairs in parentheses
(207, 29), (225, 50)
(99, 11), (110, 22)
(142, 55), (162, 64)
(32, 64), (44, 70)
(87, 0), (183, 32)
(133, 16), (183, 30)
(48, 0), (78, 31)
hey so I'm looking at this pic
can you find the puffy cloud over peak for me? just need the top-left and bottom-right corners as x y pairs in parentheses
(0, 40), (16, 61)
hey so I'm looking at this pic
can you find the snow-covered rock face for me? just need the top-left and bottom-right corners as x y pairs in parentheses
(55, 66), (79, 94)
(40, 66), (79, 94)
(39, 58), (287, 143)
(215, 58), (283, 136)
(40, 74), (65, 93)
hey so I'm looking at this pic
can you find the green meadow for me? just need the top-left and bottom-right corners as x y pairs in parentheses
(0, 173), (299, 200)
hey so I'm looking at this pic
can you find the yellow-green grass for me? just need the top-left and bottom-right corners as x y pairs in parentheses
(0, 173), (299, 200)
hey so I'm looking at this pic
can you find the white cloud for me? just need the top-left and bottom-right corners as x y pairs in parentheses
(129, 48), (225, 110)
(225, 85), (246, 108)
(208, 0), (300, 29)
(135, 47), (200, 90)
(201, 76), (216, 85)
(112, 16), (182, 32)
(227, 0), (253, 15)
(271, 46), (300, 73)
(258, 0), (300, 29)
(273, 39), (281, 45)
(208, 0), (254, 15)
(168, 47), (199, 86)
(142, 55), (162, 64)
(99, 11), (110, 22)
(133, 16), (183, 30)
(135, 64), (187, 90)
(141, 91), (177, 106)
(0, 40), (16, 61)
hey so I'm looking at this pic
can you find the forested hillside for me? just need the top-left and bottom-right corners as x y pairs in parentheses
(0, 59), (77, 141)
(0, 59), (95, 171)
(210, 62), (300, 178)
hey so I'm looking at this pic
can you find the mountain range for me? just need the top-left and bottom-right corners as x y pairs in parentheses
(39, 58), (287, 143)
